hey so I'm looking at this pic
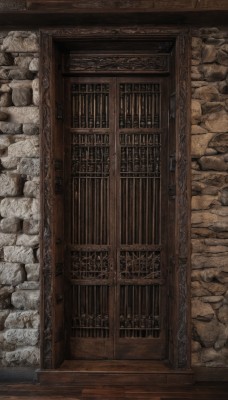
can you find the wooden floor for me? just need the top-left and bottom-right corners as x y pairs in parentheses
(0, 383), (227, 400)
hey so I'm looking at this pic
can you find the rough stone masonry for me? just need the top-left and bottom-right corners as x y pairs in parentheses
(0, 29), (227, 368)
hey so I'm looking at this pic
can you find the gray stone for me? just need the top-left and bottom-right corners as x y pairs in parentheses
(17, 281), (39, 290)
(218, 81), (228, 94)
(0, 135), (12, 148)
(16, 234), (39, 247)
(0, 217), (21, 233)
(36, 248), (40, 262)
(32, 78), (39, 106)
(2, 32), (39, 53)
(9, 80), (32, 90)
(5, 311), (39, 329)
(201, 348), (225, 365)
(205, 111), (228, 133)
(22, 123), (39, 135)
(0, 156), (19, 169)
(23, 219), (39, 235)
(0, 198), (39, 220)
(191, 125), (208, 135)
(0, 106), (39, 124)
(204, 148), (217, 156)
(220, 187), (228, 205)
(0, 173), (21, 196)
(29, 58), (39, 72)
(11, 290), (39, 310)
(0, 92), (11, 107)
(4, 346), (40, 367)
(0, 83), (11, 93)
(0, 285), (13, 302)
(18, 158), (40, 176)
(209, 133), (228, 153)
(192, 340), (201, 353)
(12, 87), (32, 107)
(4, 246), (35, 264)
(0, 52), (13, 66)
(199, 155), (228, 171)
(191, 281), (210, 297)
(192, 298), (214, 321)
(0, 310), (9, 330)
(8, 137), (39, 158)
(210, 221), (228, 232)
(201, 102), (223, 114)
(0, 111), (8, 121)
(202, 45), (217, 63)
(9, 69), (33, 80)
(4, 329), (39, 346)
(218, 305), (228, 324)
(193, 318), (221, 347)
(0, 122), (22, 134)
(23, 180), (39, 198)
(201, 64), (227, 81)
(0, 233), (16, 246)
(14, 56), (33, 69)
(0, 263), (25, 286)
(25, 264), (40, 282)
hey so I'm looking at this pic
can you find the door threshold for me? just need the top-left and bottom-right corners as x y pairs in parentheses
(38, 360), (194, 386)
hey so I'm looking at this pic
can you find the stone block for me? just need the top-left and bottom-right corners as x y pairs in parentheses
(191, 125), (208, 135)
(0, 263), (24, 286)
(14, 56), (33, 69)
(9, 69), (33, 80)
(11, 290), (39, 310)
(17, 282), (39, 290)
(0, 106), (39, 124)
(4, 246), (35, 264)
(0, 198), (39, 220)
(4, 346), (40, 367)
(0, 233), (16, 246)
(23, 123), (39, 135)
(191, 281), (210, 297)
(205, 111), (228, 133)
(193, 318), (221, 347)
(0, 122), (22, 134)
(191, 133), (214, 158)
(0, 286), (13, 309)
(0, 111), (8, 121)
(29, 58), (39, 72)
(209, 133), (228, 153)
(0, 310), (9, 330)
(219, 187), (228, 205)
(25, 264), (40, 281)
(199, 155), (228, 171)
(0, 156), (19, 169)
(12, 87), (32, 107)
(191, 253), (228, 270)
(202, 45), (217, 63)
(218, 305), (228, 325)
(0, 173), (21, 196)
(202, 282), (226, 296)
(192, 298), (214, 321)
(9, 80), (32, 89)
(191, 195), (217, 210)
(0, 92), (12, 107)
(201, 64), (227, 81)
(4, 329), (39, 346)
(16, 234), (39, 247)
(4, 311), (39, 329)
(2, 32), (39, 53)
(217, 44), (228, 66)
(0, 52), (13, 66)
(18, 158), (40, 176)
(0, 217), (21, 233)
(191, 100), (202, 124)
(8, 137), (39, 158)
(23, 180), (39, 198)
(32, 78), (39, 106)
(23, 219), (39, 235)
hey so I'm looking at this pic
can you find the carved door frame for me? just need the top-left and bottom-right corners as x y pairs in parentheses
(40, 26), (191, 371)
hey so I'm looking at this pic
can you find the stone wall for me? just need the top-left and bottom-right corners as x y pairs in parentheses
(0, 28), (227, 369)
(0, 31), (40, 366)
(191, 28), (228, 367)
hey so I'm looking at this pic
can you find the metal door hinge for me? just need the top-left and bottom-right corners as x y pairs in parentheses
(56, 103), (63, 120)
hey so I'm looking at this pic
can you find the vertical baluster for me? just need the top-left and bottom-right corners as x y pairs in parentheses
(106, 87), (109, 128)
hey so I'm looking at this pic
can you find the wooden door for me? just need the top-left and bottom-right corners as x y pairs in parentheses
(65, 76), (168, 360)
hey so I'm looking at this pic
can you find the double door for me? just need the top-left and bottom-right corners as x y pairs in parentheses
(65, 76), (168, 360)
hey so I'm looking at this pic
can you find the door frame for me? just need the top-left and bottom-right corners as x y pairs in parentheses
(40, 26), (191, 372)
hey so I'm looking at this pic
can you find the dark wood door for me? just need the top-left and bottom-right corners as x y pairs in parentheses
(65, 76), (168, 360)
